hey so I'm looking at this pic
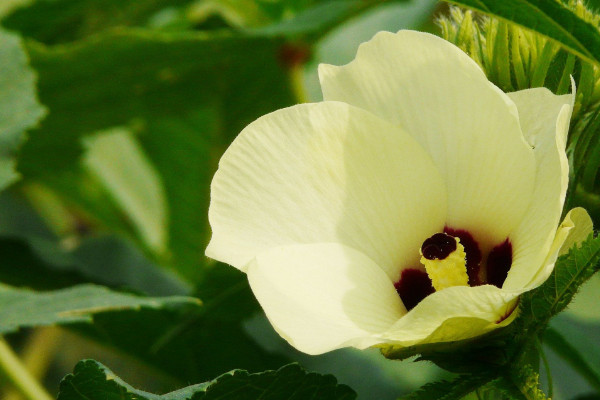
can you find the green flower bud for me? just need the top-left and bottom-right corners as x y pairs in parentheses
(438, 2), (600, 118)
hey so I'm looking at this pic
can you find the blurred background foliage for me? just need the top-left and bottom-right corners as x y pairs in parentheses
(0, 0), (597, 399)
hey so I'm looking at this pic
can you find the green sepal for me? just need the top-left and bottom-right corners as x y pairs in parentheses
(381, 328), (514, 374)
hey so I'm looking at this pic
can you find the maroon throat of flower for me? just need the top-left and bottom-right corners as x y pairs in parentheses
(394, 228), (512, 311)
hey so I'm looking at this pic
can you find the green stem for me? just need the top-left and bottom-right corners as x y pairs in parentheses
(0, 338), (53, 400)
(535, 336), (553, 399)
(4, 328), (62, 400)
(290, 64), (309, 104)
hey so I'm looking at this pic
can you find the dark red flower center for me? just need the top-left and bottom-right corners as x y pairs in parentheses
(395, 228), (512, 311)
(394, 269), (435, 311)
(486, 239), (513, 288)
(444, 228), (482, 286)
(421, 233), (456, 260)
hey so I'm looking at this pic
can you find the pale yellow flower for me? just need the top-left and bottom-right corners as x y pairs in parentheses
(206, 30), (591, 355)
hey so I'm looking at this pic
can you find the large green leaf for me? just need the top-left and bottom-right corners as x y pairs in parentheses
(543, 327), (600, 392)
(0, 191), (188, 295)
(0, 28), (46, 190)
(446, 0), (600, 66)
(0, 189), (285, 383)
(83, 128), (169, 255)
(2, 0), (194, 44)
(70, 266), (289, 384)
(249, 0), (407, 39)
(57, 360), (356, 400)
(3, 0), (409, 44)
(19, 29), (293, 170)
(17, 30), (295, 282)
(0, 283), (200, 334)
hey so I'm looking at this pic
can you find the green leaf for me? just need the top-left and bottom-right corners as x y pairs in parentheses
(547, 314), (600, 395)
(83, 127), (168, 255)
(2, 0), (194, 44)
(70, 266), (289, 384)
(2, 0), (416, 46)
(0, 190), (283, 383)
(0, 283), (200, 334)
(57, 360), (356, 400)
(399, 374), (496, 400)
(543, 327), (600, 392)
(0, 190), (188, 295)
(249, 0), (403, 39)
(70, 235), (191, 295)
(566, 273), (600, 321)
(521, 233), (600, 324)
(0, 28), (46, 190)
(18, 29), (295, 282)
(445, 0), (600, 67)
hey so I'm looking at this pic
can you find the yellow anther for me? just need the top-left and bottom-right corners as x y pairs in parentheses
(420, 237), (469, 291)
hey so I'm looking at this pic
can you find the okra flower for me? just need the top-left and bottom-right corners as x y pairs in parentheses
(206, 31), (591, 355)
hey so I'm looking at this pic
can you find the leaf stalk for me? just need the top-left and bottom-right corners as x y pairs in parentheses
(0, 338), (53, 400)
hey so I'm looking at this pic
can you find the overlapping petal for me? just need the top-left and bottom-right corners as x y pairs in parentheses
(381, 285), (518, 346)
(319, 31), (536, 249)
(207, 101), (446, 279)
(247, 243), (405, 355)
(504, 88), (573, 290)
(525, 207), (593, 290)
(558, 207), (594, 257)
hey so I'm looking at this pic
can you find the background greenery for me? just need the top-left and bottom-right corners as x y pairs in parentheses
(0, 0), (598, 399)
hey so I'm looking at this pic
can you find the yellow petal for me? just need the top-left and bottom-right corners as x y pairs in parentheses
(319, 30), (536, 250)
(207, 101), (446, 279)
(381, 285), (518, 346)
(558, 207), (594, 257)
(503, 88), (573, 290)
(525, 207), (594, 290)
(247, 243), (405, 355)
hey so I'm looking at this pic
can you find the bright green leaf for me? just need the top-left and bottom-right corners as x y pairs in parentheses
(0, 28), (46, 190)
(71, 266), (289, 384)
(0, 283), (200, 334)
(17, 30), (295, 282)
(83, 127), (168, 255)
(250, 0), (392, 38)
(57, 360), (357, 400)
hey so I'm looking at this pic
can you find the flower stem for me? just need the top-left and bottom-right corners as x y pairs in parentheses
(535, 336), (553, 399)
(0, 338), (53, 400)
(290, 64), (309, 104)
(4, 328), (62, 400)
